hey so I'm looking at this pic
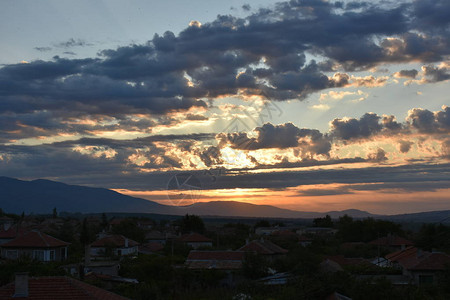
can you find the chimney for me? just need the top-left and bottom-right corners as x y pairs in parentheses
(124, 238), (129, 248)
(14, 273), (28, 298)
(245, 238), (249, 245)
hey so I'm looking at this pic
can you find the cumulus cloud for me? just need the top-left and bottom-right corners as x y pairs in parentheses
(407, 106), (450, 133)
(394, 69), (418, 79)
(367, 148), (388, 162)
(398, 140), (414, 153)
(330, 113), (382, 140)
(1, 0), (449, 143)
(218, 122), (331, 157)
(421, 63), (450, 83)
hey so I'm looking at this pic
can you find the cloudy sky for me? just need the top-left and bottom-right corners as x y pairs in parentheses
(1, 0), (449, 214)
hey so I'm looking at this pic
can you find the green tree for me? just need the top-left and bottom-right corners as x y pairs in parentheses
(101, 213), (109, 231)
(111, 219), (145, 242)
(313, 215), (333, 228)
(52, 207), (58, 219)
(242, 252), (268, 279)
(178, 214), (205, 234)
(254, 219), (270, 228)
(80, 218), (94, 245)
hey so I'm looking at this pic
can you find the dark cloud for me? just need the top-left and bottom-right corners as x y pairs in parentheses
(218, 122), (331, 156)
(394, 69), (418, 79)
(199, 146), (223, 167)
(399, 140), (414, 153)
(298, 180), (450, 197)
(63, 51), (77, 56)
(185, 113), (208, 121)
(367, 148), (388, 162)
(330, 113), (382, 140)
(34, 47), (52, 52)
(1, 0), (449, 143)
(442, 139), (450, 159)
(422, 64), (450, 83)
(55, 38), (93, 48)
(242, 4), (251, 11)
(407, 106), (450, 133)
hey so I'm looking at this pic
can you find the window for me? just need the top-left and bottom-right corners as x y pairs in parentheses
(418, 275), (434, 284)
(33, 250), (45, 261)
(49, 250), (55, 261)
(6, 250), (18, 259)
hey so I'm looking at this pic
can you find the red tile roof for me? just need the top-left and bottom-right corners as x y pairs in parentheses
(1, 231), (69, 248)
(186, 251), (245, 270)
(0, 227), (26, 239)
(90, 235), (139, 248)
(0, 276), (128, 299)
(369, 236), (413, 247)
(178, 233), (212, 243)
(238, 239), (288, 255)
(139, 242), (164, 253)
(409, 253), (450, 271)
(386, 247), (450, 271)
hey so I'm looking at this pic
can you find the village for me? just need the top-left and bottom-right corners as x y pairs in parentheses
(0, 209), (449, 299)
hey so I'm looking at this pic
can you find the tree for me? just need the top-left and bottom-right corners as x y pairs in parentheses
(111, 219), (145, 243)
(52, 207), (58, 219)
(254, 219), (270, 228)
(242, 252), (268, 279)
(178, 214), (205, 234)
(80, 218), (93, 246)
(313, 215), (333, 228)
(101, 213), (109, 231)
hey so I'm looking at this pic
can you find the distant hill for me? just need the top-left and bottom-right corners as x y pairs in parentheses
(382, 210), (450, 224)
(0, 176), (173, 215)
(1, 176), (446, 222)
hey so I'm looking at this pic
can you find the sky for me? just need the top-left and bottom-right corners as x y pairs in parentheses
(0, 0), (449, 214)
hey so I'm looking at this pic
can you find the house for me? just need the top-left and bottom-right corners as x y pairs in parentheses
(178, 233), (213, 249)
(369, 235), (414, 251)
(324, 255), (372, 270)
(298, 235), (313, 247)
(296, 227), (338, 236)
(90, 235), (139, 258)
(0, 231), (69, 261)
(0, 273), (128, 299)
(0, 216), (14, 231)
(238, 239), (288, 261)
(386, 246), (450, 284)
(255, 227), (280, 236)
(144, 230), (178, 245)
(138, 242), (164, 255)
(0, 226), (26, 245)
(185, 250), (246, 270)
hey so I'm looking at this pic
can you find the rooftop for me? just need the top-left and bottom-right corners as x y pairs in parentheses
(238, 239), (288, 255)
(1, 231), (69, 248)
(90, 235), (139, 248)
(0, 276), (128, 299)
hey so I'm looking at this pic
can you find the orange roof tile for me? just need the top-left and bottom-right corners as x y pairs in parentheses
(369, 236), (413, 247)
(90, 235), (138, 248)
(0, 276), (128, 299)
(1, 231), (69, 248)
(238, 239), (288, 255)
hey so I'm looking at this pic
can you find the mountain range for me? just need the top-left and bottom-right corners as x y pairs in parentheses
(1, 177), (448, 222)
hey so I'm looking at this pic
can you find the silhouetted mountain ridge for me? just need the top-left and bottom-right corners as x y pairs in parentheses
(0, 177), (447, 221)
